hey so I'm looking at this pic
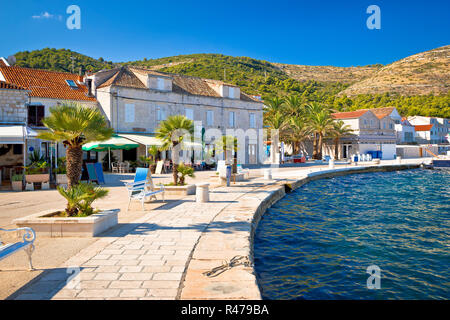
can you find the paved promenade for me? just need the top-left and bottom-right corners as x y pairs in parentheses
(6, 158), (427, 300)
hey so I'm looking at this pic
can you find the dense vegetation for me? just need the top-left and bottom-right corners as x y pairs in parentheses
(10, 49), (450, 118)
(13, 48), (115, 73)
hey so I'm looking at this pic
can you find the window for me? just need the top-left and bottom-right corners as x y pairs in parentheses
(65, 79), (78, 89)
(206, 110), (214, 126)
(157, 78), (165, 90)
(249, 113), (256, 128)
(156, 106), (165, 121)
(383, 122), (386, 129)
(389, 123), (394, 129)
(185, 108), (194, 120)
(125, 104), (135, 123)
(229, 87), (235, 99)
(27, 105), (45, 127)
(229, 111), (235, 127)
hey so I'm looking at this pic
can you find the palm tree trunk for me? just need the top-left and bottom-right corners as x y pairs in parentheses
(334, 138), (339, 160)
(172, 142), (180, 185)
(66, 145), (83, 188)
(312, 133), (318, 159)
(317, 133), (324, 160)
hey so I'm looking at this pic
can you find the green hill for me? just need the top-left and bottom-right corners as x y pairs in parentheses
(13, 48), (116, 73)
(8, 49), (450, 118)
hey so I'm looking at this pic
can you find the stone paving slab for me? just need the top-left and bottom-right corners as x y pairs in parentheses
(10, 160), (423, 300)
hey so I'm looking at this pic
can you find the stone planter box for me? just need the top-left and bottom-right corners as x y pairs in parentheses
(56, 174), (68, 185)
(154, 184), (196, 195)
(11, 180), (23, 191)
(14, 209), (119, 237)
(25, 173), (50, 184)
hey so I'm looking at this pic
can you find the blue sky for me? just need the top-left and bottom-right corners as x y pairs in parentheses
(0, 0), (448, 67)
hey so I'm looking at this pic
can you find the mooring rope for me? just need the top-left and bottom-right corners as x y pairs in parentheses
(202, 255), (252, 278)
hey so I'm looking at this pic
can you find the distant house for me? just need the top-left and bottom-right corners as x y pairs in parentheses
(0, 64), (98, 164)
(396, 117), (416, 144)
(330, 107), (398, 160)
(88, 66), (264, 165)
(408, 116), (450, 144)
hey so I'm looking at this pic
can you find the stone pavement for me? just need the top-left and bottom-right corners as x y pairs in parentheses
(11, 178), (276, 300)
(8, 158), (426, 300)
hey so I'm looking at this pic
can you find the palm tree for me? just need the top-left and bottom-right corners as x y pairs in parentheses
(307, 104), (334, 160)
(214, 135), (238, 171)
(329, 120), (353, 159)
(37, 103), (113, 188)
(265, 111), (289, 164)
(263, 96), (285, 116)
(156, 115), (194, 186)
(284, 95), (304, 117)
(288, 116), (312, 155)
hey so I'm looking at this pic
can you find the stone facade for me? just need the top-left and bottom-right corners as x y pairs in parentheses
(0, 88), (28, 123)
(91, 69), (265, 165)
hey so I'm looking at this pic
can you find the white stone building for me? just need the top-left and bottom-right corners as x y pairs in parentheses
(330, 107), (398, 160)
(88, 66), (264, 165)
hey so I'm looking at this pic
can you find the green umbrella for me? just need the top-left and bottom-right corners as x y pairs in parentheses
(82, 136), (139, 151)
(82, 136), (139, 171)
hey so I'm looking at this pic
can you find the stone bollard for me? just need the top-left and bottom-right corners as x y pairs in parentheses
(196, 183), (210, 203)
(25, 182), (34, 191)
(396, 156), (402, 164)
(329, 158), (335, 169)
(264, 168), (272, 180)
(41, 181), (50, 190)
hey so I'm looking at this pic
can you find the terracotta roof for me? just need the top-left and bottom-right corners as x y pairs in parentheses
(97, 67), (147, 89)
(0, 59), (8, 67)
(95, 66), (259, 102)
(370, 107), (395, 119)
(414, 124), (434, 131)
(0, 65), (97, 102)
(332, 110), (368, 119)
(0, 81), (26, 90)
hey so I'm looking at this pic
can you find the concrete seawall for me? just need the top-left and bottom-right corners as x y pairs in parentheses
(180, 162), (421, 299)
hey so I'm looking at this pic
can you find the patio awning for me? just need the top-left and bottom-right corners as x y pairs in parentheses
(82, 136), (139, 152)
(0, 125), (37, 144)
(118, 134), (163, 147)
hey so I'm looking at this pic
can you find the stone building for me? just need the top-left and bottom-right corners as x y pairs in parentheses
(0, 64), (98, 165)
(88, 66), (264, 165)
(0, 80), (34, 183)
(328, 107), (398, 160)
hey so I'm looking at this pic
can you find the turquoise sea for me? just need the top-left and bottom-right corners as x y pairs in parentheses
(254, 169), (450, 299)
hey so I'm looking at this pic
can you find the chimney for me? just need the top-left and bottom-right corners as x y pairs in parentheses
(86, 78), (93, 97)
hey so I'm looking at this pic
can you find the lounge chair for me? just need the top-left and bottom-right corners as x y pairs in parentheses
(125, 167), (165, 211)
(127, 182), (165, 211)
(237, 164), (250, 179)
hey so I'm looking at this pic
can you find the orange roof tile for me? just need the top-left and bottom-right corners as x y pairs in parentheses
(332, 110), (368, 119)
(0, 65), (96, 102)
(370, 107), (395, 119)
(0, 81), (25, 90)
(414, 124), (434, 131)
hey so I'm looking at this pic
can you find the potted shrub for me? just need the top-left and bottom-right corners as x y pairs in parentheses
(177, 163), (195, 185)
(24, 161), (50, 184)
(11, 174), (23, 191)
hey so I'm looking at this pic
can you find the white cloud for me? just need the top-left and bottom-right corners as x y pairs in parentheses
(32, 12), (58, 20)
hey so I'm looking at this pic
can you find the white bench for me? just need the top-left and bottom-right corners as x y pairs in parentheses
(0, 227), (36, 270)
(126, 182), (165, 211)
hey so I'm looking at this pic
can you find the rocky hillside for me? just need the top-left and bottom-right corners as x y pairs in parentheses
(339, 45), (450, 96)
(273, 63), (381, 84)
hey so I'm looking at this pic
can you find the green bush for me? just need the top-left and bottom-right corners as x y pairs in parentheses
(57, 182), (109, 217)
(177, 163), (195, 185)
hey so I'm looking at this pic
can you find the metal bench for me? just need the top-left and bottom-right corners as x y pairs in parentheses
(0, 227), (36, 270)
